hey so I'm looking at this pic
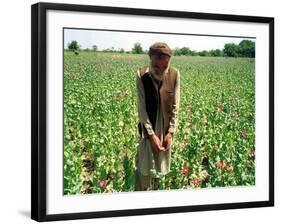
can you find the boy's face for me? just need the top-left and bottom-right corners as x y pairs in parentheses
(150, 54), (171, 75)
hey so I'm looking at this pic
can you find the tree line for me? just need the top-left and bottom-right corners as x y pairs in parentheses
(67, 39), (255, 58)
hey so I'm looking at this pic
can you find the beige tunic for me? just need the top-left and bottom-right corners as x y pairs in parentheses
(135, 66), (180, 176)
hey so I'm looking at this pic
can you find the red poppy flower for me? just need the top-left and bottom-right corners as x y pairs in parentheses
(98, 180), (106, 188)
(192, 178), (200, 186)
(181, 165), (189, 175)
(216, 161), (226, 169)
(242, 130), (247, 137)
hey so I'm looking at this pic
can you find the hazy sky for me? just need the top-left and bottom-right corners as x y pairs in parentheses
(64, 28), (255, 52)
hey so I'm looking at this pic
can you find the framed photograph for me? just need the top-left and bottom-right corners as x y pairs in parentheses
(31, 2), (274, 222)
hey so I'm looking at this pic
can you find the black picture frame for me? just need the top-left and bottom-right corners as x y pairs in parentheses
(31, 2), (274, 222)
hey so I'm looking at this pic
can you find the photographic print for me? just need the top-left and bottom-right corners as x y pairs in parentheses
(31, 2), (274, 221)
(63, 29), (256, 194)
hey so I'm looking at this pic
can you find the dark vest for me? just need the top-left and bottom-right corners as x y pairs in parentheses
(141, 72), (161, 131)
(138, 66), (178, 135)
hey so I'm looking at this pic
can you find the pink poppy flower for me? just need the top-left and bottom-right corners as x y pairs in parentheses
(216, 161), (225, 169)
(192, 178), (200, 187)
(181, 165), (189, 175)
(98, 180), (106, 188)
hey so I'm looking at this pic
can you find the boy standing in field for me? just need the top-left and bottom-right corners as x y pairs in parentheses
(135, 42), (180, 191)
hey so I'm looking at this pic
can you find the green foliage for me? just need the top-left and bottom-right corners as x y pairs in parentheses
(173, 40), (254, 58)
(173, 47), (197, 56)
(180, 47), (193, 56)
(198, 50), (210, 57)
(209, 49), (223, 57)
(67, 40), (80, 51)
(223, 43), (240, 57)
(223, 40), (255, 58)
(63, 51), (255, 194)
(92, 45), (98, 51)
(132, 42), (144, 54)
(239, 40), (255, 57)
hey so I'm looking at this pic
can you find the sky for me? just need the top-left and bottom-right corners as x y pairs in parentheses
(64, 28), (255, 52)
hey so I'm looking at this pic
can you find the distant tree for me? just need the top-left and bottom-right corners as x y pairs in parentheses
(198, 50), (210, 57)
(132, 42), (143, 54)
(102, 48), (111, 53)
(210, 49), (223, 57)
(223, 43), (240, 57)
(173, 47), (195, 56)
(191, 51), (198, 56)
(173, 48), (182, 56)
(180, 47), (192, 56)
(169, 42), (254, 58)
(238, 40), (255, 57)
(119, 48), (125, 53)
(92, 45), (98, 51)
(67, 40), (80, 51)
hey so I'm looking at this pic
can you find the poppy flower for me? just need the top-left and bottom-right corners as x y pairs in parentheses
(242, 130), (247, 137)
(181, 165), (189, 175)
(98, 180), (106, 188)
(216, 161), (226, 169)
(191, 178), (200, 187)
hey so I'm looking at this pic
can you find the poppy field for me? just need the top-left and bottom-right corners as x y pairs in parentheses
(63, 51), (255, 194)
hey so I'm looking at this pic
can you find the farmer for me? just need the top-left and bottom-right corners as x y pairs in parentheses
(135, 42), (180, 191)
